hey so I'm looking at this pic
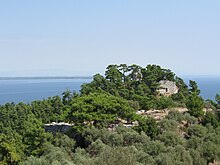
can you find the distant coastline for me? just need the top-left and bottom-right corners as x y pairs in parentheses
(1, 75), (220, 81)
(180, 75), (220, 79)
(0, 76), (92, 80)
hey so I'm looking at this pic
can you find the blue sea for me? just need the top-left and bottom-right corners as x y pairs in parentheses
(0, 77), (219, 105)
(0, 78), (92, 105)
(183, 77), (220, 101)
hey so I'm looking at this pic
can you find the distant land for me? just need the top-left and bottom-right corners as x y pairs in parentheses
(180, 75), (220, 78)
(1, 75), (220, 80)
(0, 76), (93, 80)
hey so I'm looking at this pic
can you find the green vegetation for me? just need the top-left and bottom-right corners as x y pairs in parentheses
(66, 92), (136, 128)
(186, 80), (205, 117)
(81, 64), (184, 109)
(0, 64), (220, 164)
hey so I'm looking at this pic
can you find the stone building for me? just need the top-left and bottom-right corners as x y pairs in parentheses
(158, 80), (178, 96)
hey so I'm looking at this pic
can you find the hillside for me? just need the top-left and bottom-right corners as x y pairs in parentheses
(1, 64), (220, 165)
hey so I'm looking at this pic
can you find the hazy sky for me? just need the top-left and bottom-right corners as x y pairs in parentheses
(0, 0), (220, 76)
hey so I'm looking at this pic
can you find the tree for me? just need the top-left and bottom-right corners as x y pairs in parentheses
(157, 131), (184, 147)
(134, 116), (159, 139)
(186, 81), (204, 117)
(105, 65), (122, 85)
(202, 111), (219, 128)
(186, 92), (204, 117)
(94, 146), (139, 165)
(172, 77), (189, 104)
(187, 124), (207, 138)
(22, 114), (52, 156)
(156, 145), (193, 165)
(215, 94), (220, 109)
(189, 80), (200, 95)
(156, 96), (174, 110)
(201, 141), (220, 164)
(62, 90), (77, 105)
(128, 64), (143, 82)
(23, 144), (74, 165)
(0, 132), (24, 164)
(118, 64), (129, 83)
(159, 119), (179, 132)
(66, 93), (136, 127)
(189, 149), (207, 165)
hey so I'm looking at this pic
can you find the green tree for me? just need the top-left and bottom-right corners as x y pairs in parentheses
(157, 131), (184, 147)
(22, 144), (74, 165)
(187, 124), (207, 138)
(0, 132), (24, 165)
(172, 77), (189, 105)
(128, 64), (143, 82)
(134, 116), (159, 139)
(186, 92), (204, 117)
(94, 146), (139, 165)
(202, 111), (219, 128)
(189, 80), (200, 95)
(186, 81), (204, 117)
(156, 145), (193, 165)
(62, 90), (78, 105)
(105, 65), (122, 85)
(66, 93), (136, 127)
(215, 94), (220, 109)
(118, 64), (129, 83)
(189, 149), (206, 165)
(156, 96), (174, 110)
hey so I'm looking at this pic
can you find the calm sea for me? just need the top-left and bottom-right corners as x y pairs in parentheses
(0, 78), (92, 105)
(0, 77), (219, 105)
(183, 77), (220, 101)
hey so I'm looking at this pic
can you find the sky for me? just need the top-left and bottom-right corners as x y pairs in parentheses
(0, 0), (220, 77)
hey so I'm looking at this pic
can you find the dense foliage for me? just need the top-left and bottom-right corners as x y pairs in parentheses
(0, 64), (220, 164)
(81, 64), (189, 109)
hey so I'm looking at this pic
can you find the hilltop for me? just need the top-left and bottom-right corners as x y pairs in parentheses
(1, 64), (220, 165)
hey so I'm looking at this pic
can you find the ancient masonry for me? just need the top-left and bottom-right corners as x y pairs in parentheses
(157, 80), (178, 96)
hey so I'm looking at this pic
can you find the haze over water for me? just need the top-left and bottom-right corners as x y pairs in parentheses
(0, 78), (91, 104)
(0, 77), (219, 105)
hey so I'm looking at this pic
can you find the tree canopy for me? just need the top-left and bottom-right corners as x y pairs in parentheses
(1, 63), (220, 164)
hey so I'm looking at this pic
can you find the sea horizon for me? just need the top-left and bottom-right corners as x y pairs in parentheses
(0, 76), (219, 104)
(0, 76), (93, 80)
(1, 74), (220, 78)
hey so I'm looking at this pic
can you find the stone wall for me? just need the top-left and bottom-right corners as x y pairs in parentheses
(44, 122), (74, 134)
